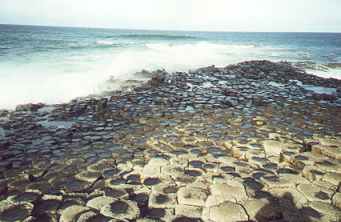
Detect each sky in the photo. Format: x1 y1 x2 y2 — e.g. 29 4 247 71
1 0 341 32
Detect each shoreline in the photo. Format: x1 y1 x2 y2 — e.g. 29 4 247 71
1 60 341 221
2 60 341 112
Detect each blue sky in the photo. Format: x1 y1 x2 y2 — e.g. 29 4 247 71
1 0 341 32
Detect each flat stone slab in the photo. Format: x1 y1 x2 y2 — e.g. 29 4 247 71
149 192 177 208
175 204 202 218
60 205 91 222
322 172 341 186
100 199 140 220
0 200 33 222
262 140 291 157
297 183 332 203
309 201 341 222
202 201 248 222
177 186 208 207
86 196 116 210
243 198 281 221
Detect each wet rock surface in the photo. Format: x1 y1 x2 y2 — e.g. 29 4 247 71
1 60 341 221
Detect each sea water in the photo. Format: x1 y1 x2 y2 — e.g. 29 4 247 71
1 24 341 109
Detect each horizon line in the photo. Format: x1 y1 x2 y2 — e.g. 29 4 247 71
1 22 341 34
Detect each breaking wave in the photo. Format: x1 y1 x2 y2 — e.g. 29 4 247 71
1 41 340 109
117 34 199 40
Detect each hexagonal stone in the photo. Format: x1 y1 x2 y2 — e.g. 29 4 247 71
86 196 116 210
177 186 208 207
263 140 287 157
152 182 178 194
261 174 309 189
75 170 102 183
161 165 185 179
175 204 202 218
297 183 333 203
332 192 341 209
25 181 52 193
145 207 174 221
76 210 110 222
309 201 341 222
302 166 325 182
202 201 248 222
0 200 33 222
269 188 308 208
103 188 128 199
50 176 91 193
322 172 341 186
100 200 139 220
7 192 41 204
60 205 91 222
205 183 248 207
243 198 280 221
34 194 63 214
149 192 177 208
87 159 116 173
143 157 169 178
319 146 341 160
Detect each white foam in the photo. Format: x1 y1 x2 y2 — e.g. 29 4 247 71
306 68 341 80
96 40 115 46
0 41 340 109
302 85 337 95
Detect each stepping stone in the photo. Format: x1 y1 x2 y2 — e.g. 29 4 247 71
261 174 309 188
143 157 169 178
316 145 341 160
269 188 308 208
205 183 248 207
263 140 287 157
76 210 110 222
177 186 208 207
0 200 33 222
322 172 341 186
297 183 333 203
152 182 178 194
86 196 116 210
103 188 128 199
175 204 202 218
302 166 325 181
309 201 341 222
202 201 248 222
243 198 281 221
149 192 177 208
87 159 116 173
7 192 41 204
75 170 102 183
100 200 140 220
60 205 91 222
33 194 62 214
161 165 185 179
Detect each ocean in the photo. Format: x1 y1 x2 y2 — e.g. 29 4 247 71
1 24 341 109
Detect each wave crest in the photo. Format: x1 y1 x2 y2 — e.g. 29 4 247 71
117 34 198 40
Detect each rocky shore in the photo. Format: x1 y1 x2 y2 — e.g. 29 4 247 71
1 60 341 222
